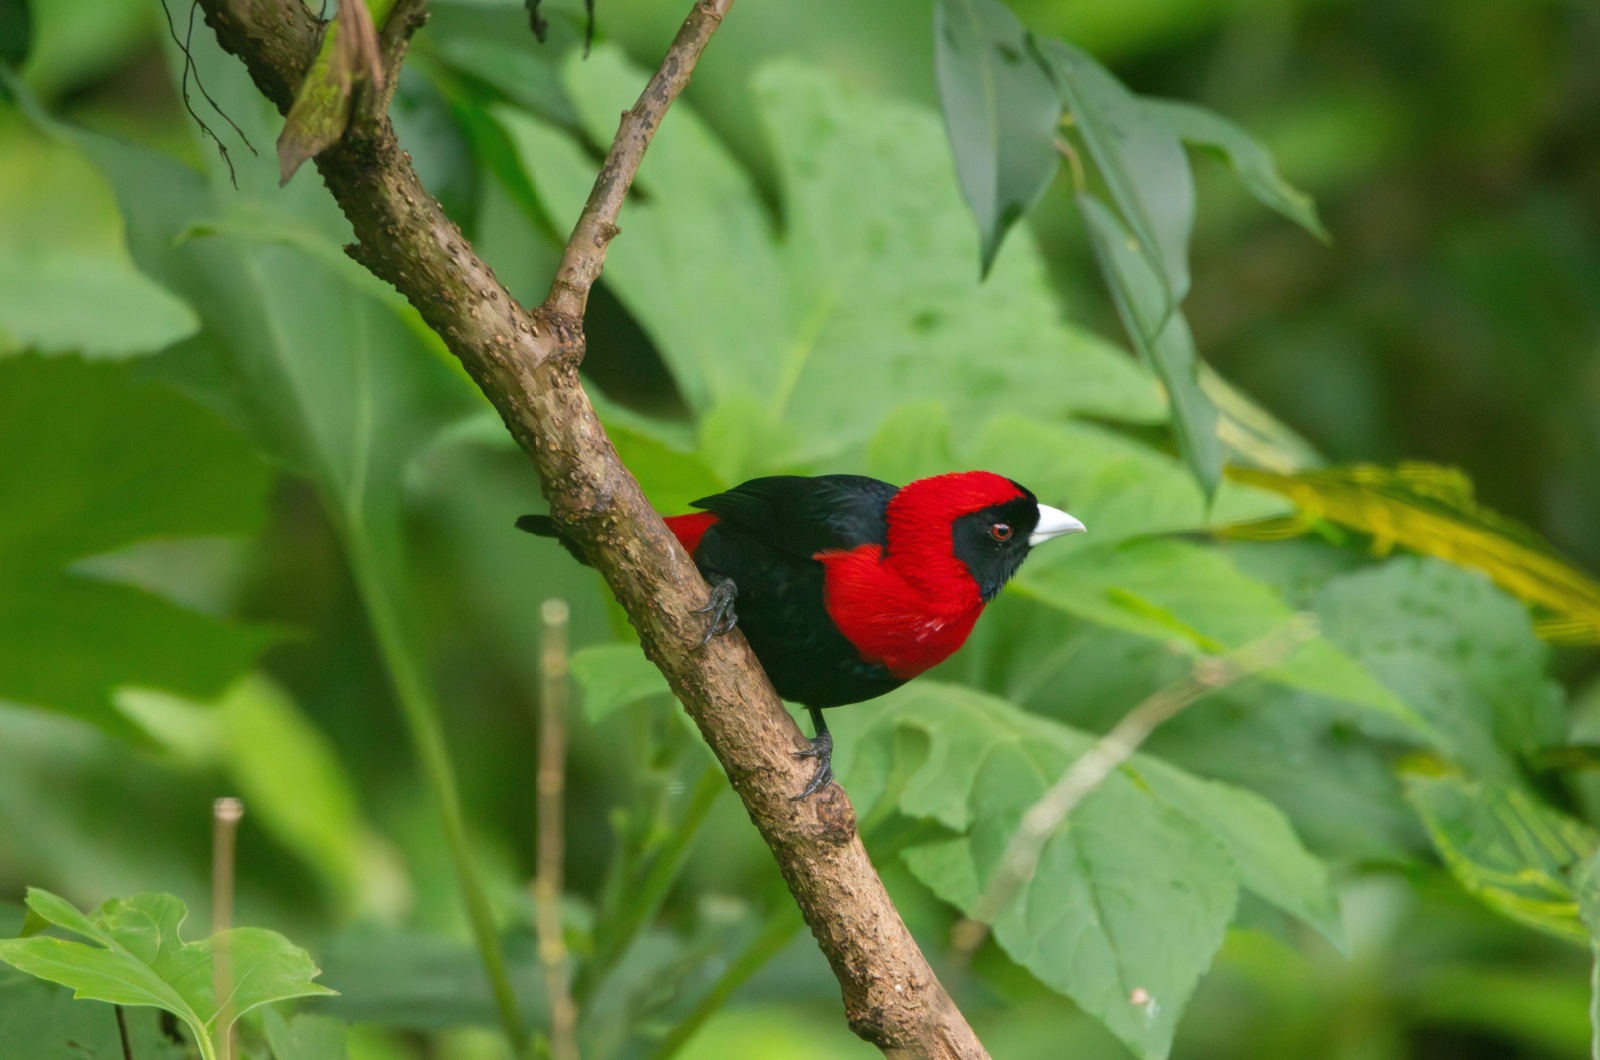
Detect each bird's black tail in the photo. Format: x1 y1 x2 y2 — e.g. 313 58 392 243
515 514 591 565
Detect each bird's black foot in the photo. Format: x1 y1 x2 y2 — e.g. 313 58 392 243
692 578 738 648
790 706 834 800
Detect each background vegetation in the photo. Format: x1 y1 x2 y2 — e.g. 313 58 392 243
2 0 1598 1058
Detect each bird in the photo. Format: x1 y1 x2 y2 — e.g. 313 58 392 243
517 471 1085 799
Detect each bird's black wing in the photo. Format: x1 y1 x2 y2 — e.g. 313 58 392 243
690 475 897 558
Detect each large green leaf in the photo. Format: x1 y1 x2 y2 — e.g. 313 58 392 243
0 355 277 734
1315 557 1566 780
501 50 1164 474
1017 537 1419 728
933 0 1062 273
840 681 1338 1059
1402 767 1596 942
0 890 333 1060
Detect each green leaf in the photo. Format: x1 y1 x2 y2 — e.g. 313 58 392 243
570 643 671 722
0 355 277 734
608 423 726 516
117 675 405 919
0 890 333 1060
866 401 958 486
1402 767 1596 942
0 0 30 69
1041 38 1193 319
1315 557 1566 780
842 681 1336 1059
934 0 1063 273
1078 191 1223 495
1143 98 1328 242
265 1009 349 1060
0 251 197 359
277 0 397 184
0 961 188 1060
1232 462 1600 646
1017 537 1420 729
500 50 1165 466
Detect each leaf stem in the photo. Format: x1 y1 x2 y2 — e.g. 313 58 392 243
343 532 529 1056
211 797 244 1060
647 904 805 1060
584 763 727 999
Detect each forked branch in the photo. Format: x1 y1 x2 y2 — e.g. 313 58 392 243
193 0 987 1054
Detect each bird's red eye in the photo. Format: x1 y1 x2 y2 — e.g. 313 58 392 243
990 522 1012 542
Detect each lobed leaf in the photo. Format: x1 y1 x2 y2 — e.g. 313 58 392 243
0 890 332 1059
841 681 1338 1059
500 49 1165 470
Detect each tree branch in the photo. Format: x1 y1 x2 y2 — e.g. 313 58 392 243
194 1 988 1055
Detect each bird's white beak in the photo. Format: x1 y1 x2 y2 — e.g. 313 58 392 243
1030 505 1087 546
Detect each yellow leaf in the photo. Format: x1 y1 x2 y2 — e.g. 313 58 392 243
1225 463 1600 646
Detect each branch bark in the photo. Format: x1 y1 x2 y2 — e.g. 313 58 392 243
194 1 988 1055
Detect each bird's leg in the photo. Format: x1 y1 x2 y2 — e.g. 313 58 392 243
791 704 834 800
692 577 738 648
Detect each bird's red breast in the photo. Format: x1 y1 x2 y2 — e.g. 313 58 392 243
815 544 983 679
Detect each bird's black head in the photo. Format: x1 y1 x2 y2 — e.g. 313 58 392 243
950 491 1048 601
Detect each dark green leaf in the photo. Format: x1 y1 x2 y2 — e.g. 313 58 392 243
0 963 188 1060
1143 98 1329 242
1041 38 1193 320
0 355 277 734
1315 557 1566 780
934 0 1063 273
0 0 30 69
1078 192 1223 494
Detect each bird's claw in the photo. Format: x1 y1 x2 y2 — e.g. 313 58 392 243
790 727 834 800
693 578 738 649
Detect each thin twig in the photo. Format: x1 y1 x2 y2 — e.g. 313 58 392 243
115 1005 135 1060
545 0 731 318
1054 134 1087 195
211 797 245 1060
535 600 580 1060
950 616 1320 965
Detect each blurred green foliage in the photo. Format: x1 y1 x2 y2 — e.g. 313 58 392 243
1 0 1598 1058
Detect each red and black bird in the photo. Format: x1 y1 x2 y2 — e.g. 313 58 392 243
518 472 1085 798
